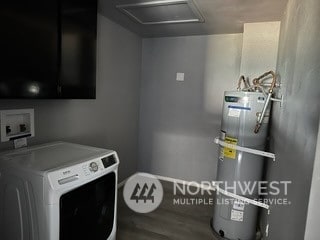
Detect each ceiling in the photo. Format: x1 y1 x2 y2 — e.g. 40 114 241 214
99 0 288 38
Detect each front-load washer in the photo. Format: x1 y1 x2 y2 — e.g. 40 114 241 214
0 141 119 240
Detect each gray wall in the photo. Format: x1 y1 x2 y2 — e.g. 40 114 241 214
305 120 320 239
261 0 320 238
240 22 280 79
138 34 243 182
0 15 142 181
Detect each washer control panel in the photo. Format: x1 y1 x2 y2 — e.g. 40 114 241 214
82 160 104 176
48 152 118 190
89 162 98 172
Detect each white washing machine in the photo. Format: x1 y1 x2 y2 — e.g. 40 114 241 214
0 142 119 240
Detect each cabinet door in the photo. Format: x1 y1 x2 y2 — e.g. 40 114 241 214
60 0 97 99
0 2 59 98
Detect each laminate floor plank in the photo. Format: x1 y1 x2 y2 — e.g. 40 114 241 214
117 180 218 240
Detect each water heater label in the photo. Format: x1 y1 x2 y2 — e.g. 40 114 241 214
223 136 238 159
225 96 239 102
231 210 244 222
233 200 245 211
228 108 241 118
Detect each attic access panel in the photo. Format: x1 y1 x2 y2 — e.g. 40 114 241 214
116 0 204 25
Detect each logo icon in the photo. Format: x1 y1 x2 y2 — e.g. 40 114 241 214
123 173 163 213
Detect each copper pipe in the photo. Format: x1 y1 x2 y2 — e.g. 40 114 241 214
253 71 276 93
253 71 277 134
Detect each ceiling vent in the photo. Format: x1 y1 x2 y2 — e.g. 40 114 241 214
116 0 204 25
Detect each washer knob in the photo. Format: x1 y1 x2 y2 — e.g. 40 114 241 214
89 162 99 172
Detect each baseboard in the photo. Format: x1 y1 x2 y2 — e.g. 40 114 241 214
117 176 130 189
118 172 215 191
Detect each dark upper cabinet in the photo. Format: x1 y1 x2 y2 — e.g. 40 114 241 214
60 0 97 99
0 0 97 99
0 2 59 98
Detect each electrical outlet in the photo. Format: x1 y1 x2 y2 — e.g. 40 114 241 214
176 72 185 81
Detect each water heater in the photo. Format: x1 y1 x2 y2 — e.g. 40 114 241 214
211 90 271 240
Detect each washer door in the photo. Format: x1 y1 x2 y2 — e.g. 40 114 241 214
59 172 115 240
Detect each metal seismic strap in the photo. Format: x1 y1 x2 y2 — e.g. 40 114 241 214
214 185 270 210
214 137 276 161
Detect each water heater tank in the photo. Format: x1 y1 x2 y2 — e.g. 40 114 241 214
212 91 270 240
